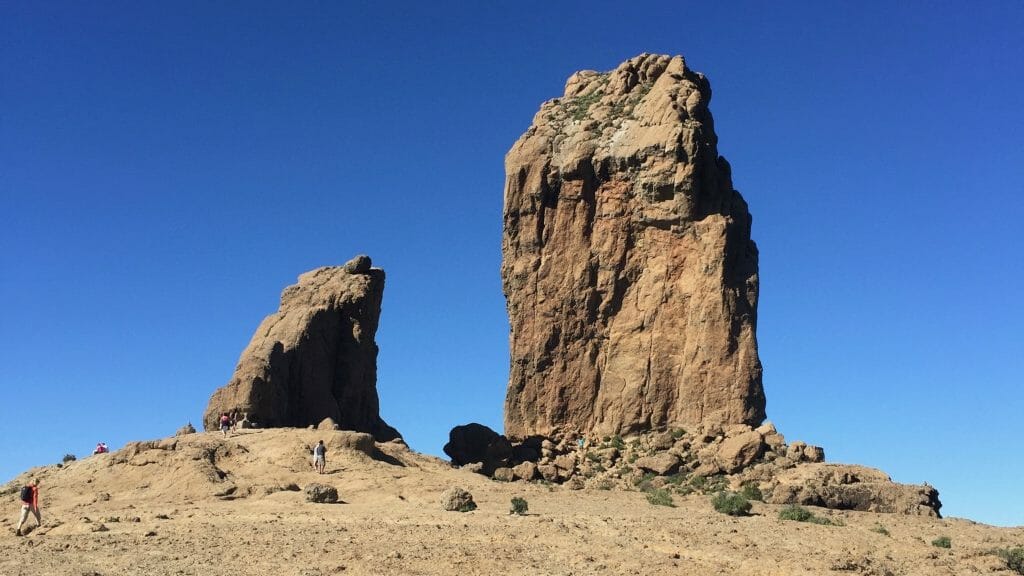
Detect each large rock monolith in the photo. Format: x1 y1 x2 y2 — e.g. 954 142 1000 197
502 54 765 439
203 255 399 440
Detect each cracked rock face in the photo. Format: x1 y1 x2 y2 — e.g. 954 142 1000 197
502 54 765 440
203 256 399 441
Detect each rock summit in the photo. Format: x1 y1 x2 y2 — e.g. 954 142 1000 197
203 255 399 440
502 54 764 439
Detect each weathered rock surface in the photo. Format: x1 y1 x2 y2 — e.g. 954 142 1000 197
635 453 682 476
715 430 765 473
203 256 399 441
304 483 338 504
440 487 476 512
502 53 765 440
766 464 941 517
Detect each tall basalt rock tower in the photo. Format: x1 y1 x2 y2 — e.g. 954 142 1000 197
204 255 399 441
502 54 765 440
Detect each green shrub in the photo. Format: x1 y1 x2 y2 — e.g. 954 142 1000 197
706 475 728 493
871 524 890 536
711 491 752 516
634 472 656 492
689 475 707 490
62 453 76 463
510 497 528 516
996 547 1024 574
610 435 626 450
739 483 763 502
778 504 814 522
670 428 686 439
586 452 601 462
646 489 675 507
932 536 951 549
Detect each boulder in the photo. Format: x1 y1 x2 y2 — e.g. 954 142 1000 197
440 487 476 512
317 417 340 431
803 445 825 463
304 483 338 504
492 467 515 482
175 423 196 436
766 464 941 517
635 453 682 476
503 53 765 440
715 430 765 473
202 256 399 441
553 454 577 473
325 431 375 457
537 464 561 482
512 461 538 481
443 423 512 471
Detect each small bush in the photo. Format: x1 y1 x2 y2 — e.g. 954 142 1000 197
705 475 728 493
996 547 1024 574
689 475 707 490
739 483 763 502
712 491 752 516
779 504 814 522
871 524 890 536
509 497 528 516
932 536 951 549
634 472 656 492
670 428 686 439
609 435 626 451
62 453 77 463
646 489 675 507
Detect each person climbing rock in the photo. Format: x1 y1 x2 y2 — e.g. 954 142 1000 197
220 413 231 436
15 478 41 536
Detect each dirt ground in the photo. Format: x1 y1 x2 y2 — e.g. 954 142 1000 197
2 428 1021 576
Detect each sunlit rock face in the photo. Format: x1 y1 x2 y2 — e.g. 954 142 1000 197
502 54 765 440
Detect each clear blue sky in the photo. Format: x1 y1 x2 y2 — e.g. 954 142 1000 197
2 2 1021 526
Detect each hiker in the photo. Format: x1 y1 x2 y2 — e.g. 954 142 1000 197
229 409 239 430
219 413 231 436
15 479 41 536
93 442 108 455
313 440 327 474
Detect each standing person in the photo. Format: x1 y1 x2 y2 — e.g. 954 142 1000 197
219 413 231 437
15 479 41 536
312 440 327 474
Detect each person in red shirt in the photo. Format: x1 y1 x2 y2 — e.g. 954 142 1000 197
16 478 41 536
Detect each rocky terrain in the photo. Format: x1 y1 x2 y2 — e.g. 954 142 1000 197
5 54 1019 576
203 255 398 441
503 53 764 440
3 428 1021 576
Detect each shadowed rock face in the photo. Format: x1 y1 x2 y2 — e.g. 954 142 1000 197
203 255 399 441
502 54 765 440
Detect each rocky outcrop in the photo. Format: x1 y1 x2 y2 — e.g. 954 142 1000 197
443 423 513 474
502 53 764 440
203 256 399 441
765 464 941 517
